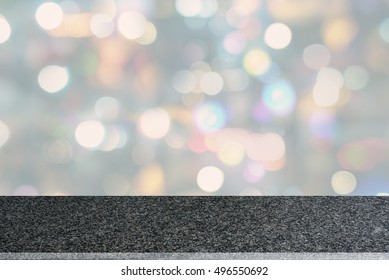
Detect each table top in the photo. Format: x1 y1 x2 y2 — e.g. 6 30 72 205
1 197 389 253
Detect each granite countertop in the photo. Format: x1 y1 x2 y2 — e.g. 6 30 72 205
1 197 389 253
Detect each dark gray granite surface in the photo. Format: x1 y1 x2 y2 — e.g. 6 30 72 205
1 197 389 252
2 253 389 260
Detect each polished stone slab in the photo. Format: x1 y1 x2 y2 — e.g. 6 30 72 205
1 197 389 253
2 253 389 260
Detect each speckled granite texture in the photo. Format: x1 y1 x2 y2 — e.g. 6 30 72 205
1 197 389 252
2 253 389 260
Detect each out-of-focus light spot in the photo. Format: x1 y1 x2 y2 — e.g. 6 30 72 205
183 40 208 64
190 60 211 72
226 5 251 29
309 112 336 139
117 11 146 40
187 132 207 153
243 161 265 183
223 32 246 55
338 143 370 171
246 133 286 162
234 0 261 15
303 44 331 70
99 125 127 151
252 101 272 123
166 134 186 149
38 65 69 93
262 80 296 116
136 21 157 45
379 18 389 44
0 15 11 44
198 0 218 17
95 96 120 121
181 92 205 108
243 49 271 76
262 157 286 171
337 139 386 172
42 139 73 164
313 67 343 107
264 23 292 50
175 0 202 17
241 17 261 40
313 86 339 107
332 170 357 195
173 70 196 94
35 2 64 30
317 67 344 89
267 0 322 23
102 173 130 195
217 140 245 166
190 69 205 93
13 185 39 196
175 0 217 18
204 128 249 153
0 120 10 148
194 102 227 133
131 143 156 165
222 69 249 92
200 71 224 95
48 13 93 38
240 187 262 196
343 65 369 91
75 120 106 149
322 17 357 51
90 14 114 38
137 163 165 195
138 107 170 139
197 166 224 192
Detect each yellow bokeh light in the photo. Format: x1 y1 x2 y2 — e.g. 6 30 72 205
331 170 357 195
136 163 165 195
243 49 271 76
136 21 158 45
48 13 93 38
217 140 245 166
322 17 358 52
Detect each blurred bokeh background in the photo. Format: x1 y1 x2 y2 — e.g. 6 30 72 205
1 0 389 195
